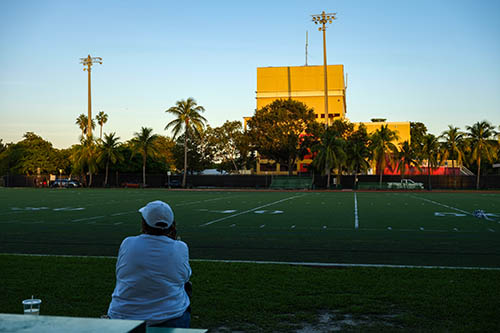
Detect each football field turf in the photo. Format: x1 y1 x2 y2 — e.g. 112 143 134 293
1 188 499 268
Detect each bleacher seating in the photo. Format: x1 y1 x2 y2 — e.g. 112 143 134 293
270 176 313 190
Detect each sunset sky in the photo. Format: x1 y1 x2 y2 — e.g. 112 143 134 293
1 0 499 148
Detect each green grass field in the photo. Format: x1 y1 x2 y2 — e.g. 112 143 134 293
1 188 499 267
1 188 500 331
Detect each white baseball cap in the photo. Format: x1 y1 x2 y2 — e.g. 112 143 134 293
139 200 174 229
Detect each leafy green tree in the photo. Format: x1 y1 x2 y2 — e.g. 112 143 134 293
165 97 207 187
209 120 254 173
12 132 59 175
396 141 420 179
75 114 95 139
370 125 399 186
152 135 177 172
130 127 159 187
233 129 256 173
311 126 346 188
172 128 215 174
96 111 108 140
346 124 371 184
248 99 315 175
421 134 440 190
466 121 497 189
97 132 123 186
0 139 6 154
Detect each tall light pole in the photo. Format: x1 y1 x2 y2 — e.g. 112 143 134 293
312 11 336 128
80 55 102 139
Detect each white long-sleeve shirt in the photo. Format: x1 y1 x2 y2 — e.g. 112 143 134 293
108 234 192 324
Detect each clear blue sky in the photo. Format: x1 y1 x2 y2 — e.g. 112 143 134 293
1 0 499 148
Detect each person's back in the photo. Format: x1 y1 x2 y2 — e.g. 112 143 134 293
107 200 192 327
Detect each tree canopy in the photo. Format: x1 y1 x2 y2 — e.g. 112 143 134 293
248 99 315 175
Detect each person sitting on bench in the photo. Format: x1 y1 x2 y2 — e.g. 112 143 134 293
107 200 192 328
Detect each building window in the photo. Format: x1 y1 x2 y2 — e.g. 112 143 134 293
328 114 333 118
320 114 325 118
333 113 340 117
315 114 318 118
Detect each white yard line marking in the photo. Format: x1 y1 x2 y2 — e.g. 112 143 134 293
71 216 105 222
387 227 392 230
111 211 135 216
488 228 495 232
4 254 499 271
409 195 471 215
354 192 359 229
260 224 266 228
114 222 123 225
175 196 236 207
200 194 308 227
291 225 296 229
420 227 425 231
230 224 236 227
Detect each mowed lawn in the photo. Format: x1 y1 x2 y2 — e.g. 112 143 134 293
0 188 499 267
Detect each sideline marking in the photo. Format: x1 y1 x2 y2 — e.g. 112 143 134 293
354 192 359 229
200 194 307 226
3 253 499 271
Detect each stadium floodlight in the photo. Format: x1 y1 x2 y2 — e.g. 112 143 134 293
80 55 103 139
311 11 336 127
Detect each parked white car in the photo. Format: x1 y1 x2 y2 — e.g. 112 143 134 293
387 179 424 190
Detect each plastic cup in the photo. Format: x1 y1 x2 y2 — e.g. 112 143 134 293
22 299 42 315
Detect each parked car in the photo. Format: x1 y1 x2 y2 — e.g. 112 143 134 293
50 179 81 188
165 179 182 188
387 179 424 190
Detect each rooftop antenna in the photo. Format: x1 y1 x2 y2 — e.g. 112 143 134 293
305 30 308 66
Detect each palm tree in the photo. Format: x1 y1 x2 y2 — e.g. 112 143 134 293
370 125 399 187
165 98 207 188
75 114 95 139
71 135 98 187
97 132 123 186
96 111 108 140
421 134 440 190
466 121 497 189
346 125 371 188
130 127 159 187
75 114 87 138
396 141 420 180
311 127 346 189
440 125 465 179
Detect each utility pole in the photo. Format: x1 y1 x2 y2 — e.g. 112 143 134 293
311 11 336 128
305 30 308 66
80 55 102 139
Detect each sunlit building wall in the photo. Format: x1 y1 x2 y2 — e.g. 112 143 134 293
252 65 412 175
256 65 347 124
